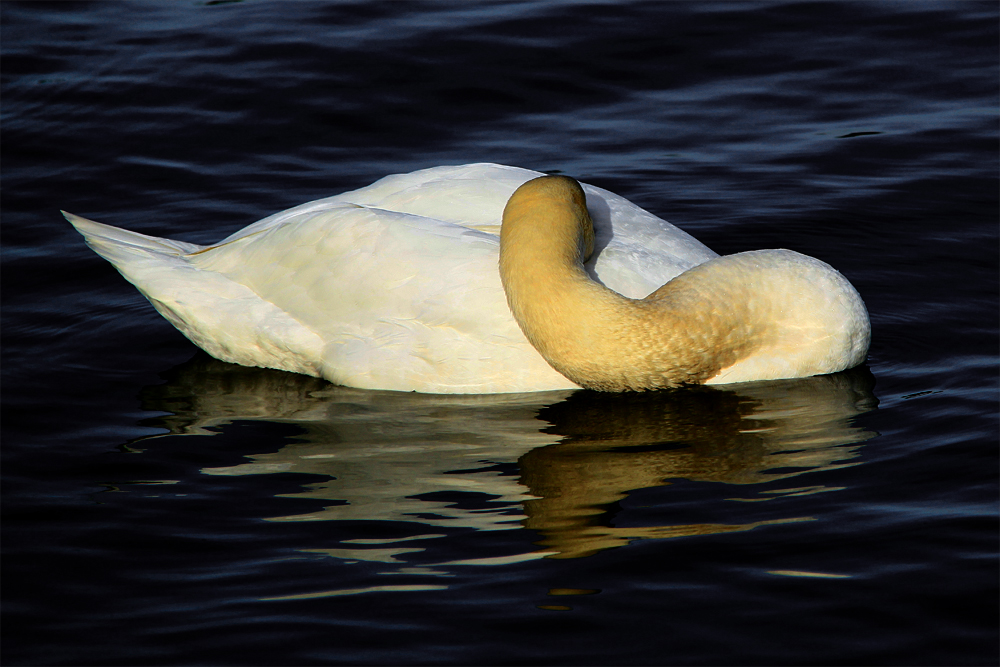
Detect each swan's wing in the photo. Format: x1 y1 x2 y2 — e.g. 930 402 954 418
191 203 576 393
332 163 542 234
215 163 542 244
581 185 719 298
214 163 719 300
333 163 720 297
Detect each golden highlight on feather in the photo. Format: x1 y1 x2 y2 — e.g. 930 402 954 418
500 175 868 391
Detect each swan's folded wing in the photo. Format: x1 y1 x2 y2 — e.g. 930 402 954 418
209 163 719 301
213 163 542 245
580 185 719 298
190 204 576 393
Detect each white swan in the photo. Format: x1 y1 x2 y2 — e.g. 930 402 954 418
66 163 870 393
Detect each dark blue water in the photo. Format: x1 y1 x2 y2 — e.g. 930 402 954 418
3 2 997 664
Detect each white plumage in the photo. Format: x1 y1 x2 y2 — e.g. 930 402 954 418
66 163 868 393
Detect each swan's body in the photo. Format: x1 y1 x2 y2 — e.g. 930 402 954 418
67 163 869 393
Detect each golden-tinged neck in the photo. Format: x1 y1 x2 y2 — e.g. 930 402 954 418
500 175 594 270
500 176 723 391
499 175 870 391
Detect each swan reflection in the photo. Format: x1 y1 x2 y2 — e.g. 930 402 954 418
139 354 878 560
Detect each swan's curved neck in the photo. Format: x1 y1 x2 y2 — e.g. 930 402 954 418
499 175 736 391
500 176 869 390
500 174 868 391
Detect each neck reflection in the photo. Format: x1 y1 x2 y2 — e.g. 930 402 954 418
137 355 877 561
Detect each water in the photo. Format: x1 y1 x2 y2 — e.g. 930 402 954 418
2 1 997 664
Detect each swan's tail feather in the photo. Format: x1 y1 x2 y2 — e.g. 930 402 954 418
63 210 327 379
63 211 203 266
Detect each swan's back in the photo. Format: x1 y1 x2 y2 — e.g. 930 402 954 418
68 163 717 393
216 164 717 297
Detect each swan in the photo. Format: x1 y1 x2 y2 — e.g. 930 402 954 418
66 163 869 393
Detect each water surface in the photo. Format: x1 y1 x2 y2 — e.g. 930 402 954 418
2 2 997 664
